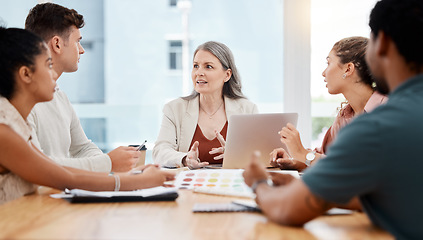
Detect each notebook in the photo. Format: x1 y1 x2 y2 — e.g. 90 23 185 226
223 113 298 169
192 202 260 213
50 187 179 203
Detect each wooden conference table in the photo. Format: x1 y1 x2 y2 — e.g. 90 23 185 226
0 187 393 240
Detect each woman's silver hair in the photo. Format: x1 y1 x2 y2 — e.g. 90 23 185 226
183 41 245 100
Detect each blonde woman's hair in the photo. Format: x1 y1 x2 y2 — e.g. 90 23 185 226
183 41 245 100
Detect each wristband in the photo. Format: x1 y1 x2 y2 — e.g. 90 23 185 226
114 175 121 191
251 178 273 193
109 172 120 191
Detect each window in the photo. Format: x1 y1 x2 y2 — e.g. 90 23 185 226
80 118 107 152
310 0 379 148
169 40 182 70
1 0 286 163
81 41 94 50
54 0 105 104
169 0 178 7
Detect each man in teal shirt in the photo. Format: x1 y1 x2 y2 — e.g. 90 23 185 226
243 0 423 239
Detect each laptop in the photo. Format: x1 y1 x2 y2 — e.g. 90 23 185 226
222 113 298 169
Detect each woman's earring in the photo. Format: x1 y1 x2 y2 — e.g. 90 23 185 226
342 74 346 79
372 82 377 88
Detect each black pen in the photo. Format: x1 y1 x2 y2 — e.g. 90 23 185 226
131 170 143 175
136 140 147 151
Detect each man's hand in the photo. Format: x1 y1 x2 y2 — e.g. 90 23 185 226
243 151 269 187
108 146 140 172
269 172 296 186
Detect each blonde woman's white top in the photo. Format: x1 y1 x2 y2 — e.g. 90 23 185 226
153 96 258 167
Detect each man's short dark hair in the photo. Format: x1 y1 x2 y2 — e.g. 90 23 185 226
369 0 423 71
25 3 84 42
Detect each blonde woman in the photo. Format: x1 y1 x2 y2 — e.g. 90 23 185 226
153 41 258 169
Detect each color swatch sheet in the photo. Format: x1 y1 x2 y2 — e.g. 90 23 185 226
174 169 254 198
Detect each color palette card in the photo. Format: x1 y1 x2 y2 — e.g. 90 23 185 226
174 169 254 198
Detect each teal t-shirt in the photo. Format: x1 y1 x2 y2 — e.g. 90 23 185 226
302 75 423 240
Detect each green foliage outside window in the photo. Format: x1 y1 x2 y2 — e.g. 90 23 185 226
312 117 335 140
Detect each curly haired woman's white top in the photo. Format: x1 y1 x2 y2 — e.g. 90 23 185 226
0 97 37 204
153 96 258 167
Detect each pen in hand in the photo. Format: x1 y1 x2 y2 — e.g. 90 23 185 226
136 140 147 151
131 170 143 175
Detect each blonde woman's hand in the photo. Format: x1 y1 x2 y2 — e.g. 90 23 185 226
209 130 226 160
184 141 209 169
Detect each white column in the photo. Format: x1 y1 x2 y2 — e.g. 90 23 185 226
283 0 312 147
178 0 192 96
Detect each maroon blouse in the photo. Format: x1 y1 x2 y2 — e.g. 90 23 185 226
189 122 228 164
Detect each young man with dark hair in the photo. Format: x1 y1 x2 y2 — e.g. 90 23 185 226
243 0 423 239
25 3 139 172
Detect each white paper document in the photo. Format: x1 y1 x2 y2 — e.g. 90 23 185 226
50 186 177 199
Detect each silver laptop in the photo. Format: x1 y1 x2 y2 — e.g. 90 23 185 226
222 113 298 169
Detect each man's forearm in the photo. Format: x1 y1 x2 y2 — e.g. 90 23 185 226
255 179 333 226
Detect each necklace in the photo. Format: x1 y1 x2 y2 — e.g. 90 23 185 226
200 102 224 119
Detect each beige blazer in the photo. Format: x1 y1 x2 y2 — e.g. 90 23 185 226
153 96 258 167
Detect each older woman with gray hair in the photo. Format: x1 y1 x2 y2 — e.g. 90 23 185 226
153 41 258 169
